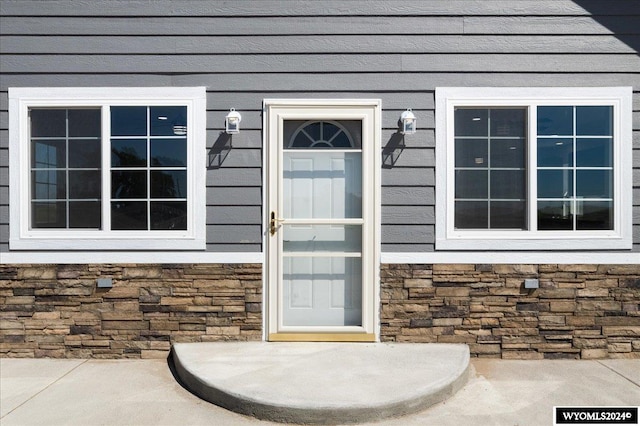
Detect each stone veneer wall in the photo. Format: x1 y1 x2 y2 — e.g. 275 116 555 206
381 264 640 359
0 264 262 358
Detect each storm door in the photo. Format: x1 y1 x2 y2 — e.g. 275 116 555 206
265 100 380 341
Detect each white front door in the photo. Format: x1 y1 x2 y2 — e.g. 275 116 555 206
265 100 381 341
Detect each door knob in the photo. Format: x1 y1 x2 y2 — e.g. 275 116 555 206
270 211 282 236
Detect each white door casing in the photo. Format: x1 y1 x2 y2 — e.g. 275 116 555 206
264 99 381 341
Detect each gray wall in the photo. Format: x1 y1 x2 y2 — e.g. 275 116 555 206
0 0 639 253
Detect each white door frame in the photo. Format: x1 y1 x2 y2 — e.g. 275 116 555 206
263 99 381 341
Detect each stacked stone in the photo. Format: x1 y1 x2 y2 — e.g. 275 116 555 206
380 264 640 359
0 264 262 358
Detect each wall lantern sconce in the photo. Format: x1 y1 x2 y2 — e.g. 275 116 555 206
225 108 242 134
400 109 417 135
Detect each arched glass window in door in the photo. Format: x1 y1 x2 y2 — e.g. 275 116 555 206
287 121 356 149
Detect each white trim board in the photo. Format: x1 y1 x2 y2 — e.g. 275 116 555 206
0 252 264 265
2 251 636 265
381 252 639 265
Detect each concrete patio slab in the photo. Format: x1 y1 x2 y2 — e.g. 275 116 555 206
0 358 85 417
171 342 470 424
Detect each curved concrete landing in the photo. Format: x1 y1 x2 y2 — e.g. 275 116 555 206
171 342 470 424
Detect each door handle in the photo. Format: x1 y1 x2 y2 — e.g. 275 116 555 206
270 211 282 236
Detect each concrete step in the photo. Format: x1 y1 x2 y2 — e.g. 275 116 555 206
171 342 470 424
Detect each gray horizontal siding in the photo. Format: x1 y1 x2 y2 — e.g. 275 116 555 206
2 16 639 36
5 54 640 73
3 35 638 54
1 0 636 16
0 0 638 254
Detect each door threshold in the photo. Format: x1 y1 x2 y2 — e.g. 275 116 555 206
268 333 376 342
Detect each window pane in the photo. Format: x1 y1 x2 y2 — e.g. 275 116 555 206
30 109 66 137
285 120 360 149
68 109 101 137
490 201 526 229
576 106 612 136
111 201 147 230
111 171 147 199
283 152 362 219
455 201 487 229
490 139 525 168
490 170 525 199
150 171 187 198
455 170 487 199
283 225 362 252
576 201 612 230
576 170 612 198
32 170 66 199
150 138 186 166
490 109 526 137
576 138 612 167
32 140 66 168
150 106 187 136
454 109 488 136
32 201 66 228
111 139 147 167
537 138 573 167
538 201 573 230
111 106 147 136
69 139 101 168
69 170 101 199
538 170 573 198
537 106 573 136
150 201 187 230
69 201 101 228
455 138 487 168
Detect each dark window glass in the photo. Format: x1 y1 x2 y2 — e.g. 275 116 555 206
576 138 612 167
455 170 488 199
576 170 612 199
490 139 525 168
537 106 573 136
538 201 573 230
30 108 101 230
150 201 187 230
490 109 526 137
490 170 524 199
537 138 573 167
68 109 101 137
69 201 101 228
69 171 101 199
150 106 187 136
454 109 488 136
111 171 147 199
111 139 147 167
150 138 186 166
32 201 66 228
455 201 487 228
576 201 612 230
490 201 526 229
111 201 147 230
285 120 359 149
151 171 187 198
576 106 612 136
455 139 487 168
32 170 66 199
538 170 573 199
111 106 147 136
32 140 66 168
69 139 101 168
30 109 66 137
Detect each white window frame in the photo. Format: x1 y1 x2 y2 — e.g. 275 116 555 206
9 87 207 250
435 87 633 251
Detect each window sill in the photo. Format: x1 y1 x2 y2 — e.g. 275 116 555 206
436 234 632 251
9 237 206 251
